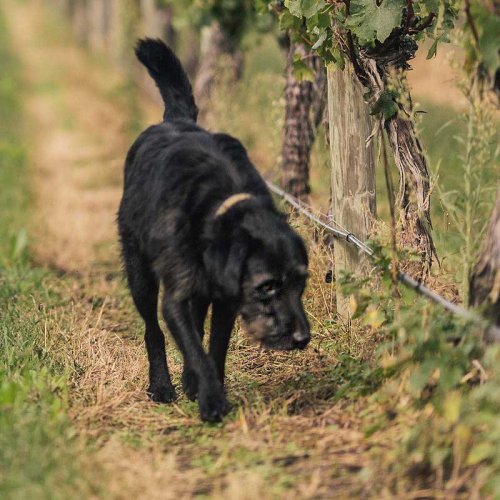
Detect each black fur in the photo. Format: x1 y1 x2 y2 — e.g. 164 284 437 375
118 39 310 422
135 38 198 121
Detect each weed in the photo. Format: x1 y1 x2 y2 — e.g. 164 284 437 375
437 77 498 303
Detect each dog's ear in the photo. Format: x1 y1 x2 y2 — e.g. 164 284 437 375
204 233 249 299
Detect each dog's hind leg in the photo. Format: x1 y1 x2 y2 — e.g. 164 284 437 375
162 295 229 422
122 239 176 403
182 296 209 401
209 301 237 384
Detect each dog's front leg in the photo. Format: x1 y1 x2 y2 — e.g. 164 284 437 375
162 296 229 422
209 300 238 384
182 297 209 401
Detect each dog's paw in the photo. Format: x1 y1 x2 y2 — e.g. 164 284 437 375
198 388 230 423
182 368 198 401
147 383 177 404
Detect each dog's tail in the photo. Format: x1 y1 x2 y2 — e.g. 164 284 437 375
135 38 198 122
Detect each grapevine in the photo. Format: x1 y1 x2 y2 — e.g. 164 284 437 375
260 0 465 271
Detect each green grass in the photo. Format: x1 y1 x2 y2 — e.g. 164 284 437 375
0 9 94 499
0 13 28 265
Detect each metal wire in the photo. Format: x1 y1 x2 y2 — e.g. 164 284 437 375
266 181 500 343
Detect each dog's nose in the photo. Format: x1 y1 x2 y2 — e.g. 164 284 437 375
292 329 310 349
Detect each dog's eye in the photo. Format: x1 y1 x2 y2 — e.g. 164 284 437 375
256 279 279 300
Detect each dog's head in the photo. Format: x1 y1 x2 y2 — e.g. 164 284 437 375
205 203 310 351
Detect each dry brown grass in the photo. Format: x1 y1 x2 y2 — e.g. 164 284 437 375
36 254 376 498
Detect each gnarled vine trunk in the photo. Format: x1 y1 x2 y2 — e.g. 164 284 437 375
360 55 436 275
386 113 435 266
470 190 500 325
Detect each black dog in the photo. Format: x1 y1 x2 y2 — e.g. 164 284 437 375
118 39 310 422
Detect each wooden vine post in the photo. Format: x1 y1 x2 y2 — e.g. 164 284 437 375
327 63 376 318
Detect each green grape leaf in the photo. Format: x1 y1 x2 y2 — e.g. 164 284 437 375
329 46 346 69
285 0 326 19
306 9 331 33
346 0 405 44
311 30 328 50
370 89 399 120
301 0 326 18
417 0 439 14
285 0 303 18
279 10 303 31
426 35 443 59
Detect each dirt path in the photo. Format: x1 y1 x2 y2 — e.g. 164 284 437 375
6 3 399 498
11 2 128 272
